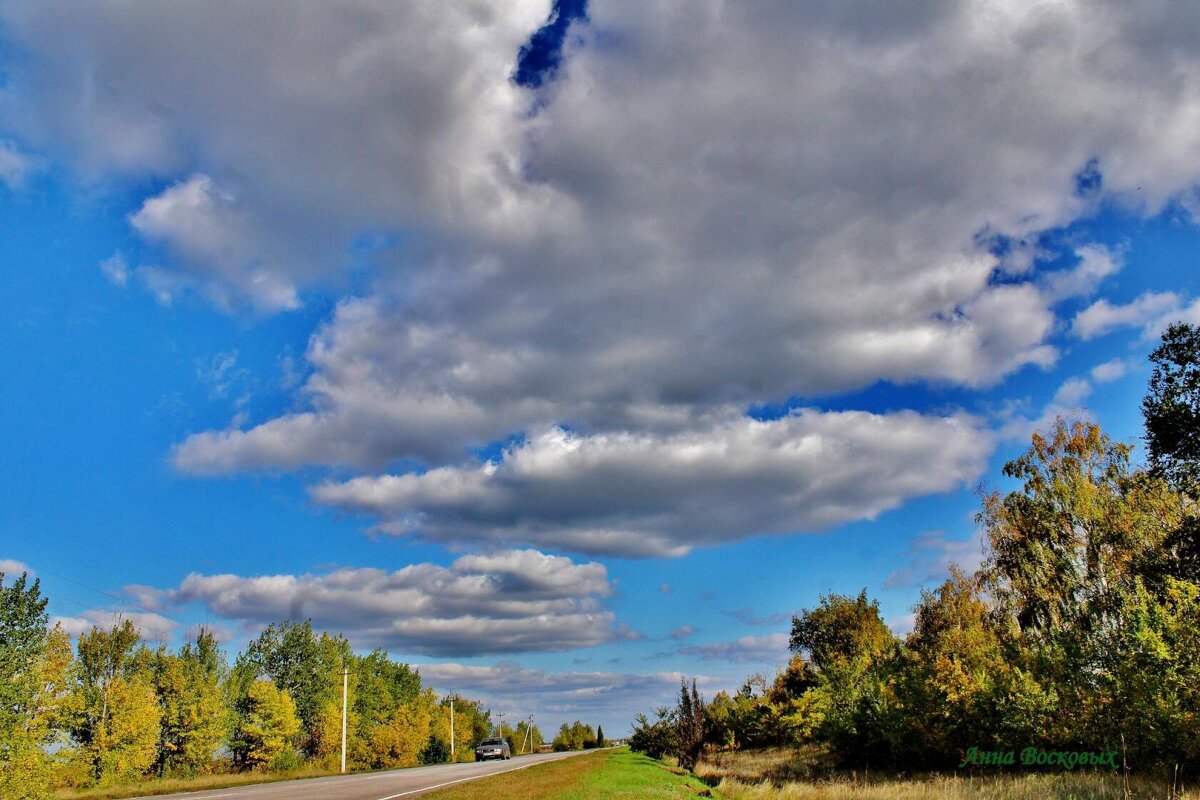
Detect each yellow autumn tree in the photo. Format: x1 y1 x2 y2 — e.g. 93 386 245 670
232 680 300 771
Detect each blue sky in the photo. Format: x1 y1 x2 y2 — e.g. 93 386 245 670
2 0 1199 734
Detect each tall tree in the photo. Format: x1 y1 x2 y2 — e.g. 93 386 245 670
67 621 162 785
231 680 301 771
234 620 351 758
0 572 70 800
675 679 706 771
1143 322 1200 495
151 628 228 777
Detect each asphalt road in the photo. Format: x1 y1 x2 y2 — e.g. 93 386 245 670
129 750 599 800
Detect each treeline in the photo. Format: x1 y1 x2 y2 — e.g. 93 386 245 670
633 323 1200 775
551 721 604 751
0 606 504 799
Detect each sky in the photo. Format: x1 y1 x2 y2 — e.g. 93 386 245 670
1 0 1199 737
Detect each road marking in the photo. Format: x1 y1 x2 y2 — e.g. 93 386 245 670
372 754 573 800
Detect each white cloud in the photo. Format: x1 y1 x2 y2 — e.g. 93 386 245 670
1071 291 1187 340
140 549 621 657
7 1 1200 554
309 410 992 557
669 626 696 641
678 633 791 664
884 529 986 589
1041 244 1122 301
129 175 299 310
51 609 179 641
0 559 33 577
1090 358 1129 383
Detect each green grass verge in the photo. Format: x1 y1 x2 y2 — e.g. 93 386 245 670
423 748 717 800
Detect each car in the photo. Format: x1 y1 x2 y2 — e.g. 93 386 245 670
474 737 512 761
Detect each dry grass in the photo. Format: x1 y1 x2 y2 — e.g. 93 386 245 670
699 749 1193 800
53 767 337 800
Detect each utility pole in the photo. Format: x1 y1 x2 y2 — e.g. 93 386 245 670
449 695 455 761
340 667 349 774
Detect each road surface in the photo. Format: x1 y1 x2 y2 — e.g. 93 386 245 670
129 750 598 800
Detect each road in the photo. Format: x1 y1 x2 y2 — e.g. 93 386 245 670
129 750 599 800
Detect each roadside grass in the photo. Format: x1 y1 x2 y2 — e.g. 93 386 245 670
699 748 1194 800
424 748 716 800
715 774 1191 800
52 767 337 800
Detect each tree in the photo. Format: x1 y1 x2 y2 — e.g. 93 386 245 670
513 718 544 753
789 592 898 766
231 680 301 771
790 590 893 671
1143 322 1200 494
151 629 227 777
234 621 351 759
595 724 605 748
1 573 71 800
629 706 676 760
67 621 162 785
675 678 706 771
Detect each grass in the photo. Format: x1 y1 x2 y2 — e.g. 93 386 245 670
698 748 1194 800
53 767 337 800
423 748 717 800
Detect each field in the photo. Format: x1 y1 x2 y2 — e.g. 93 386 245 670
695 748 1193 800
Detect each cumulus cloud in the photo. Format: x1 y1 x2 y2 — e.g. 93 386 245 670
138 549 621 657
677 633 791 664
884 529 986 589
309 410 992 557
8 1 1200 555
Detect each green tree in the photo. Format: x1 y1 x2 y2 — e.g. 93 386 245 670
67 621 162 785
675 679 706 771
151 628 227 777
789 591 898 766
595 724 605 748
628 706 676 759
234 620 351 759
1143 322 1200 494
0 573 71 800
231 680 301 771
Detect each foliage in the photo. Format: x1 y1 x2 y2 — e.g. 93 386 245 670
233 620 350 758
552 720 596 751
0 573 70 800
1143 321 1200 495
676 678 706 771
231 679 300 771
150 628 227 777
629 706 677 760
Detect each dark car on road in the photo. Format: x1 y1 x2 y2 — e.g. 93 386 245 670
474 737 512 761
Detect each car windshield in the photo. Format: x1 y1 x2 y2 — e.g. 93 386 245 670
481 739 502 745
